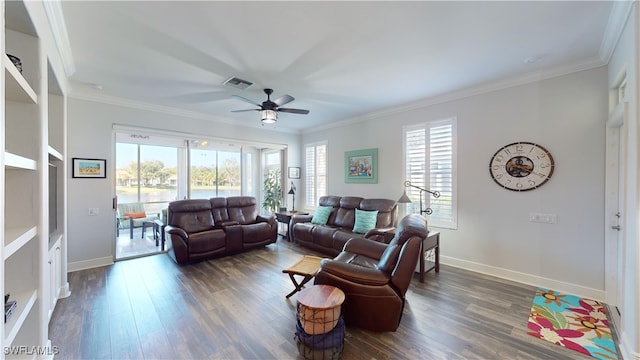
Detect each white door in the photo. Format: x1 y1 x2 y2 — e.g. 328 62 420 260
605 101 626 326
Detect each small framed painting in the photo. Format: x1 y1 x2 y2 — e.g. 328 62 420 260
72 158 107 178
345 148 378 184
288 167 301 179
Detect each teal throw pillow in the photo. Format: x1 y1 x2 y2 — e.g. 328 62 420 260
311 206 333 225
353 209 379 234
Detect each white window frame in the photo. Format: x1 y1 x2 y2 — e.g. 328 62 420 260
260 148 284 213
304 141 328 209
403 117 457 229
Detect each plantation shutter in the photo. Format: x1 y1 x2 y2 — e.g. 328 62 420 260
404 119 457 229
305 142 327 208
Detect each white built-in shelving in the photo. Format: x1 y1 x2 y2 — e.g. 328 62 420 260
5 54 37 103
2 0 68 355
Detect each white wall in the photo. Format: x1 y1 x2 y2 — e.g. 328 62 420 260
66 98 301 270
607 4 639 359
303 67 608 299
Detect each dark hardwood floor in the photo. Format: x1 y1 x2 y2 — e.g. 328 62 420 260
49 238 616 359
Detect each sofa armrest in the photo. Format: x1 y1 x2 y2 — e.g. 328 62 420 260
318 259 390 286
165 225 188 240
115 214 133 222
364 227 396 244
256 214 276 226
343 237 389 260
291 213 313 226
165 225 189 264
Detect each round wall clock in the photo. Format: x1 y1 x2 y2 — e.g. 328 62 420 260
489 142 554 191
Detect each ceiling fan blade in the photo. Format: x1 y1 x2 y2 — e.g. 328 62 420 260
231 109 260 113
231 95 261 107
278 108 310 115
273 94 295 106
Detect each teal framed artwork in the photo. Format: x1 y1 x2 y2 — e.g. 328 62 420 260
345 148 378 184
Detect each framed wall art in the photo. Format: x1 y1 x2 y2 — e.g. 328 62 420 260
345 148 378 184
288 166 301 179
72 158 107 178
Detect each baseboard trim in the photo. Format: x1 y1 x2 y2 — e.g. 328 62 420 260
43 339 55 360
60 282 71 298
618 329 639 360
68 256 114 272
441 255 605 301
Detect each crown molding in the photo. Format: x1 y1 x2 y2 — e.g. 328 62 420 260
303 57 607 135
43 0 76 76
304 1 628 136
68 90 301 135
598 1 634 64
71 53 605 138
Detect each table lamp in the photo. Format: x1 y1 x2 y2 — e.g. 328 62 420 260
288 182 296 212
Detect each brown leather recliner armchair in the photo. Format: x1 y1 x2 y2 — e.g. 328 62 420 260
166 199 226 264
314 213 428 332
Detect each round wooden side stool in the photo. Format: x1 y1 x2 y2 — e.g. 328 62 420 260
295 284 346 359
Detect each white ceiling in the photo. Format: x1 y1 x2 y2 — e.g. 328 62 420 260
59 1 616 133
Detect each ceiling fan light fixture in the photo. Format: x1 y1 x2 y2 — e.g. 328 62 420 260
261 109 278 125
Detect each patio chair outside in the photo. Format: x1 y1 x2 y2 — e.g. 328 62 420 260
117 202 160 239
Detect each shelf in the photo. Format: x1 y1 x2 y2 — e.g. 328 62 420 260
48 146 63 161
4 152 37 170
4 226 37 260
3 0 66 354
3 289 37 346
4 55 37 104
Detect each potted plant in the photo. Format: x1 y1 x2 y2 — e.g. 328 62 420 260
262 168 282 214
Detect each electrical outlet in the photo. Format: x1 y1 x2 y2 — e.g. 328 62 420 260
529 212 557 224
88 208 99 216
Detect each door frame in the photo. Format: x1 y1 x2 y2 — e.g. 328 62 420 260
604 99 627 326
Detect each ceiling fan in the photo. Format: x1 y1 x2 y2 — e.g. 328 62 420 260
231 88 310 124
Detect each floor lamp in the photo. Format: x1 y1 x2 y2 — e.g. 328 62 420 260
288 182 296 212
398 181 440 216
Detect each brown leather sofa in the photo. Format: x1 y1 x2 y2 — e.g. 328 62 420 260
290 196 397 256
165 196 277 264
314 213 427 331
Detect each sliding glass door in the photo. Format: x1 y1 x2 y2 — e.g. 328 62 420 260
115 133 186 260
189 145 241 199
116 143 179 214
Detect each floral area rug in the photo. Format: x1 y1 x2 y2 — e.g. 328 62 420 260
527 288 618 360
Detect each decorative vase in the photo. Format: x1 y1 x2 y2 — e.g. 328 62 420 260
6 54 22 73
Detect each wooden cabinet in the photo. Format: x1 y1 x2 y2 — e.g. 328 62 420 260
1 0 68 354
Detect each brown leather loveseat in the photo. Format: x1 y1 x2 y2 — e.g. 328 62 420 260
314 213 427 331
165 196 277 264
290 195 397 256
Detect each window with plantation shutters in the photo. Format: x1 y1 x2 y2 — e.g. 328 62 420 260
304 141 327 209
403 118 457 229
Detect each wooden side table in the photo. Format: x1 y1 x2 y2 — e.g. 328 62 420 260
275 211 308 240
283 256 324 298
419 231 440 283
